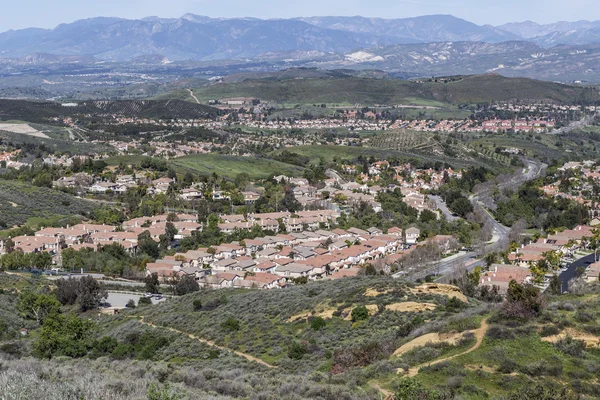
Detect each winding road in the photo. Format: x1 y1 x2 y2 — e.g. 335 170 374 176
395 159 546 281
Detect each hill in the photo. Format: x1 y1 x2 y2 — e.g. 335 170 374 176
0 99 219 122
2 275 599 399
181 73 590 106
0 179 97 229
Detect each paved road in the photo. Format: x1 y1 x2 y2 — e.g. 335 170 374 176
394 159 546 282
429 195 459 222
558 253 595 292
106 292 166 308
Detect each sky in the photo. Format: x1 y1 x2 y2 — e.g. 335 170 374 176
1 0 600 31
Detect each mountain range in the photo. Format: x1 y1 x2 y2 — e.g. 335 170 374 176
3 14 600 83
3 14 600 62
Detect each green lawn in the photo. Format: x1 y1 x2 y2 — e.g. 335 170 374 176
170 154 305 180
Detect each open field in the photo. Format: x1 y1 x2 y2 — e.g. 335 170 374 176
170 154 305 180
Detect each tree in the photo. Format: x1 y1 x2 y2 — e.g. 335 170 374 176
450 197 474 217
31 252 52 270
165 222 178 243
17 292 61 325
126 299 136 308
500 280 545 320
76 276 108 312
138 231 160 259
33 313 94 359
351 306 369 322
145 272 160 294
55 278 80 305
310 316 326 331
174 276 200 296
548 274 562 295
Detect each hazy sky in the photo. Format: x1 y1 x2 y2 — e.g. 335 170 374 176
1 0 599 30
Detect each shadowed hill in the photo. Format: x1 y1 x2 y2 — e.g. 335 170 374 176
174 73 592 105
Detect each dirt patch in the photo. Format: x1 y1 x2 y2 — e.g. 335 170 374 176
410 283 468 303
393 332 465 357
385 302 437 312
0 123 49 138
364 288 393 297
288 306 339 322
9 202 17 208
541 328 600 347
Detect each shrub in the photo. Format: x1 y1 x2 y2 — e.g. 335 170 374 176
554 336 586 357
288 341 308 360
497 358 518 374
486 325 516 340
444 297 468 313
221 318 240 332
574 310 595 323
193 299 202 311
138 297 152 306
310 316 326 331
351 306 369 322
540 325 560 337
126 299 136 309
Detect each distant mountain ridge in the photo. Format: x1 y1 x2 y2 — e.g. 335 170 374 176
0 14 522 61
3 14 600 83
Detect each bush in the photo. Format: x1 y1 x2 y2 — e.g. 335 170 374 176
351 306 369 322
497 358 518 374
221 317 240 332
193 299 202 311
540 325 560 337
445 297 468 313
486 325 516 340
288 341 308 360
310 316 326 331
126 299 136 309
554 336 586 357
138 297 152 306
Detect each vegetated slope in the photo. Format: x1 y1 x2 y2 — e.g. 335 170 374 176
185 74 588 105
129 278 473 372
189 77 429 105
0 130 110 155
423 74 588 103
0 179 97 228
170 154 305 180
0 99 219 121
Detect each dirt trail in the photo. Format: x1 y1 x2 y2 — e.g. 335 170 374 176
404 317 489 377
135 316 276 369
187 89 201 104
369 381 395 400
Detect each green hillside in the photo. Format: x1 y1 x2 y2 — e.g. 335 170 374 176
2 275 598 399
162 73 592 106
170 154 306 180
0 179 97 229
